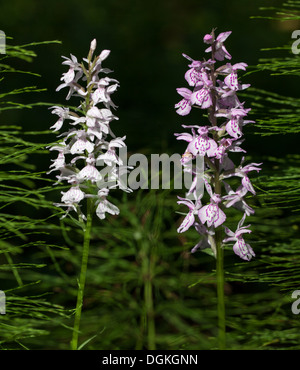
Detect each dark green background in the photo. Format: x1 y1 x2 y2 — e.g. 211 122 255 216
1 0 298 158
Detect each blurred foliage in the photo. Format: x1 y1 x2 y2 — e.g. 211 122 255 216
0 0 300 351
0 40 68 348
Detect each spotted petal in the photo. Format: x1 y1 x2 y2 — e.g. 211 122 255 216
233 238 255 261
224 72 238 90
96 199 120 220
61 186 85 204
191 88 212 108
225 118 242 138
185 68 202 87
177 211 195 233
242 176 256 195
214 207 226 227
175 98 192 116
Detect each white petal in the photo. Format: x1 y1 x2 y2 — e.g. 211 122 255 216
99 49 110 61
213 207 226 227
61 187 85 204
78 165 101 182
177 211 195 233
96 199 119 219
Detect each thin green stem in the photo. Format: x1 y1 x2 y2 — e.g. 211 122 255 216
145 253 156 350
70 198 93 350
216 229 226 349
4 251 23 287
70 43 96 351
214 160 226 349
209 28 226 350
46 245 69 281
139 241 156 350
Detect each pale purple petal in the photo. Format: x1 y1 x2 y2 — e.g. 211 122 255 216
217 31 232 43
174 132 194 143
206 138 218 157
242 176 256 195
237 212 247 229
176 87 192 99
213 207 226 227
175 98 192 116
224 72 238 90
177 211 195 233
225 118 242 139
177 196 195 210
233 239 255 261
203 34 213 44
198 204 217 227
191 88 207 106
185 68 202 86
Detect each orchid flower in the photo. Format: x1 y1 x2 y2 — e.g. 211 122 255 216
204 31 232 61
223 213 255 261
174 30 261 351
175 87 193 116
198 194 226 228
222 182 255 216
190 72 213 109
49 39 131 221
49 40 134 351
174 29 261 262
177 194 202 233
198 180 226 228
191 222 215 254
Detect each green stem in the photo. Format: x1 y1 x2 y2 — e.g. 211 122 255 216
145 253 156 350
70 198 93 350
209 27 226 350
139 241 156 350
5 251 23 287
214 160 226 349
216 229 226 349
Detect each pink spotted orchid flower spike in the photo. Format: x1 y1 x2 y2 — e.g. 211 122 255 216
175 29 262 349
48 39 131 350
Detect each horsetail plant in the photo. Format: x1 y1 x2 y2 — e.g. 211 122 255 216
48 39 132 350
175 29 262 349
0 38 68 348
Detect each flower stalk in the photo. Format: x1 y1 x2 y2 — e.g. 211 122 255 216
174 29 262 349
70 198 93 350
216 228 225 349
211 30 226 350
144 253 156 350
48 39 132 349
